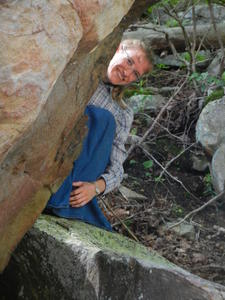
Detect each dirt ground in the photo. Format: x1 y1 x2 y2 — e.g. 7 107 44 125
101 69 225 286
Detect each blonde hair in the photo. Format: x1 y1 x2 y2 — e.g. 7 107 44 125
120 39 154 66
111 39 153 108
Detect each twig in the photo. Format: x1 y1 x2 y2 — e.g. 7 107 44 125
158 142 196 180
140 145 199 201
100 196 139 242
136 112 186 142
168 191 225 229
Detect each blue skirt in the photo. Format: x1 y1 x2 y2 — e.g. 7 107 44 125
46 105 116 231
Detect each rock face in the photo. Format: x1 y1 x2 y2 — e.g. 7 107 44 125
212 144 225 193
196 97 225 155
0 0 157 272
196 97 225 194
1 215 225 300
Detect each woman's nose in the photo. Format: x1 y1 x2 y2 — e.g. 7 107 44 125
124 67 134 78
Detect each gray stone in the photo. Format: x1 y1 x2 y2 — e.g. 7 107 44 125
126 134 142 146
196 97 225 155
179 4 225 25
207 50 225 77
119 185 147 201
194 5 225 24
212 144 225 193
127 94 166 114
1 215 225 300
163 222 196 240
191 154 209 172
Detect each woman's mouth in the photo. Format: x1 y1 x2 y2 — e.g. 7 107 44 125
117 68 124 81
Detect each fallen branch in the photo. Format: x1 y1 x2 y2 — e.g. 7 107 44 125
168 191 225 229
100 196 139 242
125 22 225 51
158 142 196 180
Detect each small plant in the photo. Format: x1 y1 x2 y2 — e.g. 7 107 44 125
143 160 154 178
156 63 170 70
166 18 179 27
189 72 224 93
143 160 153 169
171 204 184 217
203 173 215 196
129 159 137 165
145 172 152 178
130 127 137 135
154 176 165 183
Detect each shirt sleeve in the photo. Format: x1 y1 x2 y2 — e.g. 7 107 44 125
101 106 133 194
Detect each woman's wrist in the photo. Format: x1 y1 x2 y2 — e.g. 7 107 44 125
94 179 106 195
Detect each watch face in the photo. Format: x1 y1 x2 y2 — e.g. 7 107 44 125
96 187 101 195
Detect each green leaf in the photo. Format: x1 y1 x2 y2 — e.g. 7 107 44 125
130 127 137 135
129 159 137 165
222 71 225 82
143 160 153 169
145 172 151 177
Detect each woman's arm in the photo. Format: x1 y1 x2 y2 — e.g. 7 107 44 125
100 106 134 194
69 105 133 207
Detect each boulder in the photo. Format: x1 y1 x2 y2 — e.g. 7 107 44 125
0 215 225 300
0 0 157 272
196 97 225 155
127 94 166 114
212 144 225 193
207 50 225 77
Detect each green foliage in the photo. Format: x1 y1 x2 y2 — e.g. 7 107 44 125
189 72 224 93
143 160 154 169
196 53 207 62
203 173 215 196
205 88 224 105
165 18 179 27
145 172 152 177
171 204 184 217
130 127 137 135
129 159 137 165
156 63 170 70
222 71 225 82
182 52 207 63
124 79 154 98
154 176 165 183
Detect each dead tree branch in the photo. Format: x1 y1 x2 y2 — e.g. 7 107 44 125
168 191 225 229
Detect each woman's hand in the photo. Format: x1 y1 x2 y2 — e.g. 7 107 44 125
69 181 96 208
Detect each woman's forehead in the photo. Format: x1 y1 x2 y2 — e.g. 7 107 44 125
127 48 150 71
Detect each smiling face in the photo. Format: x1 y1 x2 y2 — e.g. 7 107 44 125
107 43 152 86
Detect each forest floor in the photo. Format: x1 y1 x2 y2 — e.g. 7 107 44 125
101 69 225 286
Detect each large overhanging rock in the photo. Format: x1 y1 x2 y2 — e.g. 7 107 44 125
0 215 224 300
0 0 159 272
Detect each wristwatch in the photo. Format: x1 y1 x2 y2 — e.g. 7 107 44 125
94 181 101 195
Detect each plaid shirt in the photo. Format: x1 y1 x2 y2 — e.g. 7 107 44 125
88 82 133 194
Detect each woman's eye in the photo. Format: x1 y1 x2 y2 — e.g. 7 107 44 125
127 58 133 66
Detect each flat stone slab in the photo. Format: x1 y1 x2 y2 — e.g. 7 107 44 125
119 185 148 201
0 215 225 300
